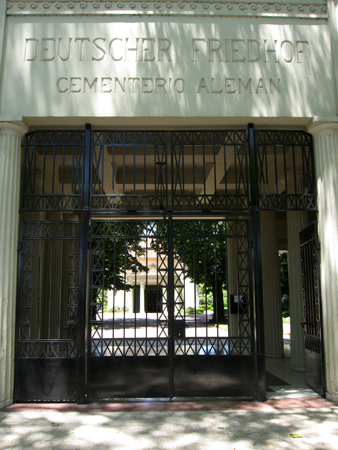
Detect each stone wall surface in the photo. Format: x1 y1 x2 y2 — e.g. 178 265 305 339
0 0 335 119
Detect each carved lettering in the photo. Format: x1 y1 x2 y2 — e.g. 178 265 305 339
296 41 309 63
208 39 223 62
191 38 309 64
225 78 237 93
247 40 260 63
92 38 106 61
56 77 185 94
24 38 39 61
84 77 98 93
192 38 206 62
239 78 253 93
74 38 90 61
197 78 209 93
281 40 293 63
114 77 126 93
41 38 55 62
264 40 279 64
58 38 72 62
24 36 310 66
197 77 281 94
158 38 172 62
141 38 155 62
232 39 246 63
109 38 123 61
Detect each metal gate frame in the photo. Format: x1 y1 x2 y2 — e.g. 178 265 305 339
300 221 325 396
15 125 317 403
87 217 255 400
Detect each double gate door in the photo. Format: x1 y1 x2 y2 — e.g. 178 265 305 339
15 126 317 402
15 216 256 402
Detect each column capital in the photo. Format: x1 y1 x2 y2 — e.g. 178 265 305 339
0 120 28 138
307 117 338 136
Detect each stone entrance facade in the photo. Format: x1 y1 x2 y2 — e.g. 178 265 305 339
1 0 338 405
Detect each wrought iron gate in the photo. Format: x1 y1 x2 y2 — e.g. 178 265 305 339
300 222 325 396
87 218 254 399
15 127 317 402
15 221 81 402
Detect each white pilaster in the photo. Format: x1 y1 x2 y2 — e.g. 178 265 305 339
260 211 284 358
0 122 27 407
287 211 308 371
308 119 338 402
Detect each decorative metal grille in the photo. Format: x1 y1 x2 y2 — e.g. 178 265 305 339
300 222 322 353
21 128 316 214
255 130 316 210
172 219 253 356
91 130 249 213
16 221 80 358
89 218 253 358
21 131 85 211
89 220 169 357
171 130 249 212
91 131 168 212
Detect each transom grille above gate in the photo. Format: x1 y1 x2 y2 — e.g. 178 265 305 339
21 128 317 214
21 129 316 214
91 130 249 213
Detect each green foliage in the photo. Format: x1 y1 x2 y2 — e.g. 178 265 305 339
279 252 290 318
185 306 205 315
199 283 228 309
101 222 149 292
107 306 129 313
153 221 228 322
279 252 289 297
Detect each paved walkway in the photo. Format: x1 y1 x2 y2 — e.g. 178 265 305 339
1 397 338 450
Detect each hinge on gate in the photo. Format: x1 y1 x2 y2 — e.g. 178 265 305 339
248 240 253 249
88 241 91 250
18 243 23 252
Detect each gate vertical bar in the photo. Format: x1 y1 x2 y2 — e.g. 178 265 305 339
77 124 91 403
248 124 266 401
168 216 175 398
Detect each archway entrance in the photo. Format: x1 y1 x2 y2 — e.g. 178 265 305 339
14 127 317 403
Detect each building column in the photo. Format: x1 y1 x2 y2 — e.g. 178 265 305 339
140 282 145 313
287 211 308 371
0 122 27 408
260 211 284 358
308 119 338 402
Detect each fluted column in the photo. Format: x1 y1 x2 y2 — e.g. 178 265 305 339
287 211 308 371
260 211 284 357
0 122 28 407
308 120 338 402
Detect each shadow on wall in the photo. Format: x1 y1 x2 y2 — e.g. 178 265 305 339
1 16 335 118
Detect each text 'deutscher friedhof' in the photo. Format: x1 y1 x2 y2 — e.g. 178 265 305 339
23 36 310 96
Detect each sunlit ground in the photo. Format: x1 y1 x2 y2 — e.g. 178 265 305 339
95 311 228 338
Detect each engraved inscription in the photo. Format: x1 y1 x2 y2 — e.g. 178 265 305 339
24 37 173 62
22 35 311 96
192 38 309 64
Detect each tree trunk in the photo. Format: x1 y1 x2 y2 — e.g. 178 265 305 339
213 281 225 323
